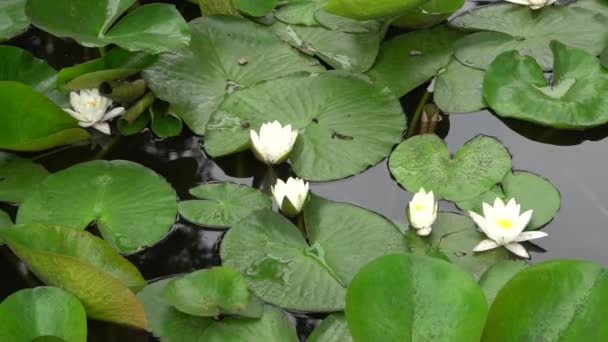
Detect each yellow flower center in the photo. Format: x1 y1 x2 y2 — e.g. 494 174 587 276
495 218 513 229
414 203 425 211
85 100 98 107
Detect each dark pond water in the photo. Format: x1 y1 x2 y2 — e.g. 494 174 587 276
1 0 607 341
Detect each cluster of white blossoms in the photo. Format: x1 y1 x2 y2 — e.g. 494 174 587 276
64 89 124 135
505 0 557 10
408 189 547 259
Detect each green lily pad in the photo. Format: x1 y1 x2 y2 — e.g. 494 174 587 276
366 26 467 97
26 1 190 53
272 21 382 73
484 41 608 129
392 0 465 29
325 0 428 20
179 182 272 229
408 213 509 279
345 254 488 341
234 0 278 16
308 313 353 342
482 260 608 341
164 266 262 318
142 15 322 135
456 171 561 230
478 260 528 305
206 72 405 181
0 287 87 342
450 3 608 70
138 278 298 342
434 58 486 113
275 0 326 26
389 134 512 202
0 152 49 204
0 0 29 42
314 9 380 33
0 225 147 329
117 110 150 136
17 160 177 253
220 195 407 311
0 81 90 151
602 47 608 68
199 0 240 15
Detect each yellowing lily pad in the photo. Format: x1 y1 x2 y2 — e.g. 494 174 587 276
17 160 177 253
0 152 49 204
484 41 608 129
205 72 405 181
389 134 512 202
220 195 407 311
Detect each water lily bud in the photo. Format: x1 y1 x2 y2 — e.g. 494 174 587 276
505 0 557 10
469 197 547 259
272 177 309 217
250 121 298 165
408 188 438 235
63 89 125 135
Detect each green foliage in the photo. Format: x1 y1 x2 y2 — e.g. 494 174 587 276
0 0 29 42
392 0 465 29
308 313 353 342
325 0 428 20
0 152 49 203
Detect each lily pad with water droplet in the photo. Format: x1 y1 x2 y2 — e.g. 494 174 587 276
220 195 407 311
17 160 177 253
366 26 467 97
389 134 512 202
484 41 608 129
346 254 488 341
308 313 353 342
179 182 271 229
0 224 147 329
163 266 263 318
205 71 405 181
450 3 608 70
0 0 29 42
434 58 486 113
478 260 528 305
142 16 323 135
0 287 87 342
0 152 49 204
456 171 561 230
138 278 298 342
482 260 608 341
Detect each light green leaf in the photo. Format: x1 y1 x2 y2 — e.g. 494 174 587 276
205 72 405 181
0 287 87 342
325 0 428 20
199 0 240 15
434 58 486 113
366 26 467 97
389 134 512 202
482 260 608 341
275 0 326 26
179 182 271 229
143 15 323 135
392 0 464 29
0 225 147 329
307 313 353 342
17 160 177 253
220 195 407 311
0 152 49 203
346 254 488 341
117 110 150 136
234 0 278 16
149 102 183 139
0 0 29 42
484 41 608 129
478 260 528 305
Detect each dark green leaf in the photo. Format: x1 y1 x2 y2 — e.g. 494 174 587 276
0 0 29 42
325 0 428 20
393 0 464 29
0 152 49 203
150 102 183 139
117 111 150 136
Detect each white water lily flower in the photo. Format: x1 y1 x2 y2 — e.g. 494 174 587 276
408 188 438 236
250 121 298 165
469 198 547 259
505 0 557 10
63 89 125 135
272 177 309 217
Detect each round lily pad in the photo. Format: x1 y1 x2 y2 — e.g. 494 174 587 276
0 0 29 42
450 3 608 70
389 134 512 202
325 0 428 20
179 182 271 229
478 260 528 305
365 26 467 97
0 152 49 204
345 254 488 341
308 313 353 342
220 195 407 311
484 41 608 129
17 160 177 253
138 278 298 342
206 72 405 181
0 224 147 329
142 15 323 135
163 266 262 318
0 287 87 342
482 260 608 341
456 171 561 230
434 58 486 113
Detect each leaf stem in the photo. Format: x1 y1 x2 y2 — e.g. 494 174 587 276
122 92 156 123
406 90 431 138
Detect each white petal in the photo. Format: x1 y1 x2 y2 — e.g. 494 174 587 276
514 231 548 242
92 122 111 135
473 239 500 252
102 107 125 121
513 209 533 234
505 242 530 259
493 197 506 211
504 0 531 5
417 227 432 236
468 211 488 235
64 108 84 121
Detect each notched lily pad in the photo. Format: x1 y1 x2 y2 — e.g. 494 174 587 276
17 160 177 253
484 41 608 129
0 152 49 204
389 134 512 202
179 182 271 229
434 58 486 113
